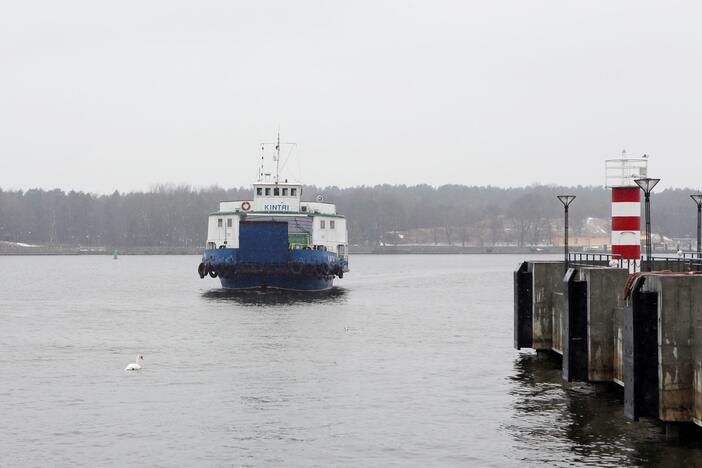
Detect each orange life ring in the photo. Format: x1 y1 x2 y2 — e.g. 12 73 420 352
241 201 251 211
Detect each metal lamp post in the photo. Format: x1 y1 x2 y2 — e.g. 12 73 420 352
635 178 660 272
557 195 576 271
691 193 702 259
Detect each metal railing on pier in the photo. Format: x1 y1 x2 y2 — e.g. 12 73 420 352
569 252 702 273
641 254 702 272
569 253 637 271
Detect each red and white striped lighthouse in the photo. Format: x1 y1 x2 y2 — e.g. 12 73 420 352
611 187 640 259
605 156 647 260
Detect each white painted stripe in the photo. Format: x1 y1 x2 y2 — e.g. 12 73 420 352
611 202 641 217
611 231 641 245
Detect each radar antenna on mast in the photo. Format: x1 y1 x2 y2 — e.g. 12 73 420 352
259 132 296 183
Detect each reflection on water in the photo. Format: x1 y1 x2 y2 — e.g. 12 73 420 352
507 353 702 468
201 286 348 306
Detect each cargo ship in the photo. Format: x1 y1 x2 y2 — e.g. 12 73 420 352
197 136 349 291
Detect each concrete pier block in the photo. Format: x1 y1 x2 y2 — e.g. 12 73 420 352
640 275 702 424
578 267 629 384
529 261 565 353
625 274 702 426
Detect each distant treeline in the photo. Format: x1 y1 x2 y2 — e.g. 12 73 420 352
0 184 699 247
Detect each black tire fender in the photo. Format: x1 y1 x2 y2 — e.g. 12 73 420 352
317 263 330 276
289 262 304 275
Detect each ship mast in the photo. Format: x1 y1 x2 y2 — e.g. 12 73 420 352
259 133 295 184
275 131 281 184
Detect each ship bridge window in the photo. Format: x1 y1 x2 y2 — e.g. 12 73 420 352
282 188 288 196
274 187 280 196
265 187 271 196
320 220 326 229
257 188 262 196
330 220 335 229
227 218 233 227
217 218 223 228
291 188 297 196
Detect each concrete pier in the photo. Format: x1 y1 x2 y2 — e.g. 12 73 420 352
579 267 628 384
631 274 702 425
514 259 702 431
526 261 564 353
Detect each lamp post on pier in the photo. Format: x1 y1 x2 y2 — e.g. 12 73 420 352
635 178 660 272
691 193 702 259
557 195 576 272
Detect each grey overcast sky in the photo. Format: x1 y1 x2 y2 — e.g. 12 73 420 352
1 1 700 193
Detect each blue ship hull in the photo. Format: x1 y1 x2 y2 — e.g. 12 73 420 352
199 247 348 292
198 220 348 292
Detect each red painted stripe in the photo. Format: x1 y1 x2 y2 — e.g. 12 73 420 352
612 187 640 203
612 244 640 260
611 216 640 231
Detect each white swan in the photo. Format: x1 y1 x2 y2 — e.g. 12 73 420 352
125 354 144 371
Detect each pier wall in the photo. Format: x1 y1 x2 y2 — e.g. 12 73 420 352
515 259 702 429
640 276 702 424
529 261 565 353
578 267 628 384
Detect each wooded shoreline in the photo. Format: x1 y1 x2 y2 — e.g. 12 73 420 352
0 245 583 256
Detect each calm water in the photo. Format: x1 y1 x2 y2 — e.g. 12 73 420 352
2 254 702 467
